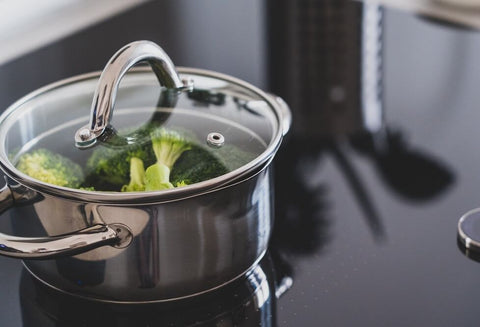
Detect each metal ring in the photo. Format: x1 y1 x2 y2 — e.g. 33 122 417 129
458 207 480 252
207 132 225 147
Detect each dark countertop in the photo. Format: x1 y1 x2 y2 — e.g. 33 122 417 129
2 2 480 326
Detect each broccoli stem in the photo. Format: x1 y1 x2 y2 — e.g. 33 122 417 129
121 157 146 192
144 128 191 191
151 128 191 169
145 162 174 191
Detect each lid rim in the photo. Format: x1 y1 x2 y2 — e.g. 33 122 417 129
0 67 285 204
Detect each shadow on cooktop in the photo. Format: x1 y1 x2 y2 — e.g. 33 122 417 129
272 128 455 251
350 128 455 202
272 136 332 256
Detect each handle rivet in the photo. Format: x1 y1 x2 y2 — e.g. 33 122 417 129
182 77 194 90
110 223 133 249
79 128 91 141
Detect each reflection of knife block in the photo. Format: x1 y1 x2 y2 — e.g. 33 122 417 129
267 0 383 138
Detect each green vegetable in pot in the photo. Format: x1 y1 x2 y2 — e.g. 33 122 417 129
144 128 192 191
213 144 258 172
79 186 96 191
84 126 193 191
121 157 146 192
170 144 228 186
84 140 155 191
89 127 256 192
16 148 84 188
14 128 257 192
169 143 255 187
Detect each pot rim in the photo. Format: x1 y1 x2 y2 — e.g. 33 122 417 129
0 67 284 204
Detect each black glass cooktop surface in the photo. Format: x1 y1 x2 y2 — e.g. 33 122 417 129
2 2 480 326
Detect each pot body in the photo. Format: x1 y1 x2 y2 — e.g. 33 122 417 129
0 41 291 303
11 166 273 302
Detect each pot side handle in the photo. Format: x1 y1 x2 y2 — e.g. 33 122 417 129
0 184 130 259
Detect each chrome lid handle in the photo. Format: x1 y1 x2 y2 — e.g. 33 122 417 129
75 40 192 149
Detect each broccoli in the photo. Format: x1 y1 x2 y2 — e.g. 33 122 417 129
84 141 155 191
83 125 257 192
79 186 96 191
170 144 228 185
121 157 146 192
14 130 257 193
16 148 84 188
211 144 258 172
170 143 256 186
144 128 192 191
175 180 189 187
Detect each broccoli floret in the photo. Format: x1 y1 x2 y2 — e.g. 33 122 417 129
16 148 84 188
170 144 228 185
145 161 174 190
170 144 257 186
84 142 155 191
175 180 189 187
79 186 96 191
83 125 257 192
150 128 192 169
144 128 192 191
121 157 146 192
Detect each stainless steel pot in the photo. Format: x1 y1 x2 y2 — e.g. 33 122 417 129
0 41 291 302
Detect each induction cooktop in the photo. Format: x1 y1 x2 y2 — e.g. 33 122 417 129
2 2 480 326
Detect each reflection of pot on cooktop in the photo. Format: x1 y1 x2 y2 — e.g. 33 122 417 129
20 252 291 327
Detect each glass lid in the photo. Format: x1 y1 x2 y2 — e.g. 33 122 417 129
0 41 287 202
